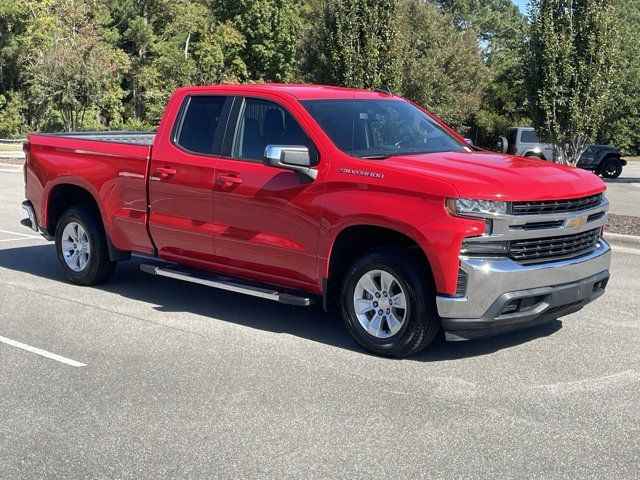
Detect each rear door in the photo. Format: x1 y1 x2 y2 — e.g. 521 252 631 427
148 94 232 266
211 95 325 289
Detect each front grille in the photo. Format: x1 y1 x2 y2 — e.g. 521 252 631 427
509 229 600 263
510 220 564 231
512 194 603 215
587 211 606 222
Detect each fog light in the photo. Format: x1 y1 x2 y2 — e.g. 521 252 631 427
455 268 468 297
461 241 509 255
501 299 521 314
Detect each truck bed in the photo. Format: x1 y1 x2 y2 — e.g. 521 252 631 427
31 130 156 146
26 130 156 255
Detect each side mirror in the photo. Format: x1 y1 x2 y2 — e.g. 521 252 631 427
263 145 317 180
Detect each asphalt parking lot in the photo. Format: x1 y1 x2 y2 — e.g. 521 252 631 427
0 163 639 479
604 163 640 216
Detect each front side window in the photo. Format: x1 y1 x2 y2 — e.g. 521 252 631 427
175 95 227 154
232 98 314 161
301 99 467 159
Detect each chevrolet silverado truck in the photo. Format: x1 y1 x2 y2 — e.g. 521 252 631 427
21 84 611 357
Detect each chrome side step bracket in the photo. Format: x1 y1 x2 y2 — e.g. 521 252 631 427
140 263 313 306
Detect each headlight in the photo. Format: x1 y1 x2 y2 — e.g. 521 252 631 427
446 198 508 216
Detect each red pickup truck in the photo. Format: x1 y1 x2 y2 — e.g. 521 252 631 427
21 84 611 357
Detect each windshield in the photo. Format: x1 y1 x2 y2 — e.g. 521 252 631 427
301 99 467 158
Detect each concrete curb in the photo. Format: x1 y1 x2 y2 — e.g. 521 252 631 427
0 159 25 167
0 151 25 159
605 232 640 250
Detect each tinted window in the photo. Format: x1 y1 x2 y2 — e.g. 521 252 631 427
232 98 314 161
506 129 518 145
301 99 466 158
175 96 227 154
520 130 540 143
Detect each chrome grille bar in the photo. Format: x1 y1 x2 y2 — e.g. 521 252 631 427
509 229 600 263
512 193 603 215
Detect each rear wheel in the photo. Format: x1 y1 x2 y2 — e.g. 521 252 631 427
55 206 116 285
340 248 440 357
599 156 623 179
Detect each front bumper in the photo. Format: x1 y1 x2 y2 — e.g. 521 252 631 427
437 239 611 341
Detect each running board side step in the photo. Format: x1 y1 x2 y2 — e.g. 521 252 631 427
140 263 314 306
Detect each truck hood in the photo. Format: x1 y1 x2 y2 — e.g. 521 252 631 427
382 150 606 201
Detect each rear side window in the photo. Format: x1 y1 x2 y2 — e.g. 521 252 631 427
506 129 517 145
174 96 227 154
521 130 540 143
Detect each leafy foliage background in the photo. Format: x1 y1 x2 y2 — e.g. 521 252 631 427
0 0 635 154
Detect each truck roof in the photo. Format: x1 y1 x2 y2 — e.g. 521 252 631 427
174 83 396 100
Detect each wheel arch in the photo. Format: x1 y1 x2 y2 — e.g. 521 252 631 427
322 224 434 311
523 150 546 160
46 182 102 234
599 152 621 166
45 182 129 261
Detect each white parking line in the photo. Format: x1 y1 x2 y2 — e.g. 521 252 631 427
0 237 46 243
0 335 86 367
0 228 41 239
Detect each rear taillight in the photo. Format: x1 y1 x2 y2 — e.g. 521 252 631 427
22 141 30 185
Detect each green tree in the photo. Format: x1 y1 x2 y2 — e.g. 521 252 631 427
213 0 305 82
432 0 526 55
309 0 400 89
601 0 640 155
18 0 129 131
527 0 618 165
431 0 529 146
0 91 26 137
397 0 486 131
107 0 248 125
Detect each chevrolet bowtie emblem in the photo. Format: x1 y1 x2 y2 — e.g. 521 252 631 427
565 215 587 229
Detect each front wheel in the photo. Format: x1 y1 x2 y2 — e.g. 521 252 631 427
600 156 623 179
55 206 116 285
340 248 440 357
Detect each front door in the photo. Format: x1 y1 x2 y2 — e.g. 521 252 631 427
148 94 231 266
212 96 325 289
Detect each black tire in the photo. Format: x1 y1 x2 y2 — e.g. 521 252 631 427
599 156 623 179
55 206 116 285
339 247 440 358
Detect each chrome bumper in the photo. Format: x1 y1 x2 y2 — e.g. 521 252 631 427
21 200 39 232
436 239 611 336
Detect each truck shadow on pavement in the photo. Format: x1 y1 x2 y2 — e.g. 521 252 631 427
0 244 563 361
